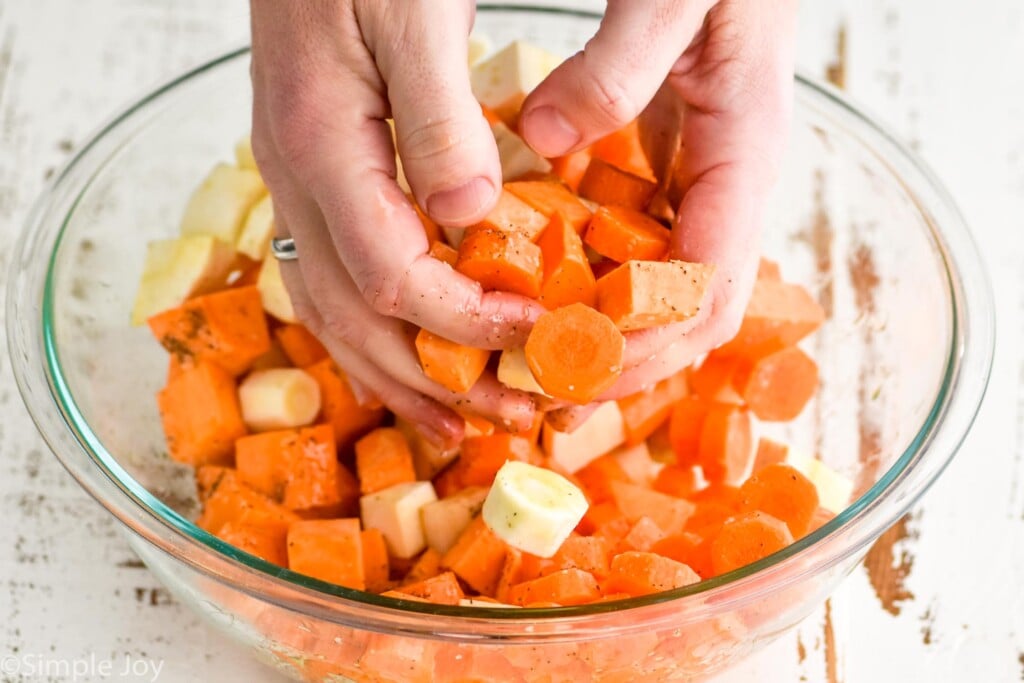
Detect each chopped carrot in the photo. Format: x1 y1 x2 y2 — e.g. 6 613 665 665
506 568 601 606
398 571 465 605
691 483 744 511
413 201 443 245
215 520 288 566
649 533 714 580
618 516 667 553
590 257 620 280
504 180 593 234
739 463 820 538
235 424 342 512
808 506 836 533
593 516 633 547
403 547 443 585
480 103 502 126
428 240 459 267
524 303 625 403
652 464 701 499
697 403 753 484
472 189 549 241
157 360 247 466
716 280 826 357
195 468 298 533
550 148 593 193
688 352 743 404
195 465 233 503
575 454 630 504
456 228 544 298
147 285 271 376
596 260 715 332
710 511 794 575
590 120 655 181
286 518 365 590
354 428 417 495
414 328 491 393
752 437 791 473
757 257 782 281
549 534 612 579
578 158 657 211
361 528 392 592
576 500 625 536
618 371 689 446
584 206 671 263
450 433 540 487
607 551 700 596
683 502 736 539
441 516 508 596
535 213 597 309
304 359 386 448
668 397 710 466
733 346 819 421
297 462 360 519
274 324 328 368
495 548 525 603
229 258 262 289
249 341 292 371
609 480 694 534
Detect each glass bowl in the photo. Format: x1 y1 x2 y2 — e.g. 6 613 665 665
6 5 993 681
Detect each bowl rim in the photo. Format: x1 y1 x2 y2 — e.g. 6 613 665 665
6 4 995 636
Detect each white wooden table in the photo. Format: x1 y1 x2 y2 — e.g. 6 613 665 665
1 1 1021 681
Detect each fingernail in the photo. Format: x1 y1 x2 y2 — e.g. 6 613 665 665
425 176 497 224
520 106 580 157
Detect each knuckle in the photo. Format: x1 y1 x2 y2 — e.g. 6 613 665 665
398 115 468 167
579 58 640 127
321 311 369 351
360 271 405 318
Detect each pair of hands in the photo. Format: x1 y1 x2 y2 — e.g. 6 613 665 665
249 0 797 449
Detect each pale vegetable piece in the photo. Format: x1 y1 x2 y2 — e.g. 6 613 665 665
131 235 237 325
467 33 492 66
613 441 663 487
800 457 855 515
442 225 465 249
420 486 489 554
257 256 296 323
492 122 552 181
482 460 589 558
238 368 321 432
542 400 626 473
458 598 519 608
394 417 460 480
386 120 412 193
236 193 275 260
234 135 258 170
497 347 549 396
180 163 266 242
360 481 439 559
470 41 562 124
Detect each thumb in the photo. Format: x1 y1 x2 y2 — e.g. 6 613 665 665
519 0 713 158
368 3 501 227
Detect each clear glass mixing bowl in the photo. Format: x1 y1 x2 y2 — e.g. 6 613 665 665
6 5 993 681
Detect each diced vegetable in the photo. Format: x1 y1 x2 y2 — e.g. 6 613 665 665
131 235 237 325
584 206 671 263
238 368 321 432
578 158 657 211
157 360 247 466
180 163 266 243
535 213 597 309
355 428 417 495
456 228 544 298
360 481 439 559
415 329 491 393
596 260 715 331
286 518 365 589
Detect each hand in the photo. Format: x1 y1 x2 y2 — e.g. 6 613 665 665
520 0 798 405
249 1 545 447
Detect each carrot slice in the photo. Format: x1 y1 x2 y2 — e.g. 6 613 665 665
578 158 658 211
235 424 342 512
361 528 392 592
617 371 689 446
584 206 671 263
441 516 508 596
472 189 549 241
576 500 625 536
688 352 743 404
157 360 246 466
649 533 714 580
414 328 491 393
618 516 667 553
403 547 443 585
428 240 459 267
550 148 593 193
716 280 826 357
286 518 365 590
733 346 819 421
524 303 625 403
147 285 271 376
651 464 700 499
216 520 288 566
607 551 700 596
274 324 328 368
450 433 540 487
710 511 794 575
456 228 544 298
609 480 695 534
668 396 710 467
697 402 753 484
596 260 715 331
304 359 386 448
195 469 299 534
354 428 417 495
504 180 594 234
397 571 465 605
575 454 630 504
739 463 820 538
590 120 656 181
536 213 597 309
506 568 600 606
752 437 791 473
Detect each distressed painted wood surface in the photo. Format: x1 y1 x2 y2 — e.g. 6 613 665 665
0 1 1021 681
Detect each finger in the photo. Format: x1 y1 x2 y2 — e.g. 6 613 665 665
364 2 502 226
544 404 601 434
519 0 713 157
